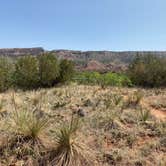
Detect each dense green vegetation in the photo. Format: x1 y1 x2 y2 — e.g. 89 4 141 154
1 53 166 92
128 54 166 87
58 59 75 83
73 71 132 87
0 57 13 91
38 53 60 87
13 56 40 89
0 54 75 92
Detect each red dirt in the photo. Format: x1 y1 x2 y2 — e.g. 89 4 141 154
150 109 166 121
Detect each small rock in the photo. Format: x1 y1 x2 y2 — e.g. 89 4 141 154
135 161 143 166
77 109 86 117
0 110 8 118
103 153 115 165
84 99 93 107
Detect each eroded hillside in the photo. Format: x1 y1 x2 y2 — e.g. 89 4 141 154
1 48 166 72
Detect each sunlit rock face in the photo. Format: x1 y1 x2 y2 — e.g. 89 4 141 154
1 48 166 72
0 47 44 56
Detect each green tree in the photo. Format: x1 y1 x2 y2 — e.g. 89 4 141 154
38 53 59 86
128 54 166 87
58 59 75 83
13 56 39 89
0 57 13 92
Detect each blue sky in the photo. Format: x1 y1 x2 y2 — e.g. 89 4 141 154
0 0 166 51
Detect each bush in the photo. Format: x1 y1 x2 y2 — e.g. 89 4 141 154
13 56 39 89
38 53 59 87
58 59 75 83
0 57 13 92
99 72 132 88
73 71 132 87
0 55 75 91
73 71 100 85
128 54 166 87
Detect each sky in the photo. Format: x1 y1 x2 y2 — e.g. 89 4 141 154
0 0 166 51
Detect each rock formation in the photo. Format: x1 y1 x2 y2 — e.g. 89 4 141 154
1 48 166 72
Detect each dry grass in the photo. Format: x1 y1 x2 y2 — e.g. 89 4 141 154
0 93 50 165
0 85 165 165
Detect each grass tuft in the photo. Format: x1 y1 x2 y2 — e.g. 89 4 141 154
0 93 49 161
48 116 94 166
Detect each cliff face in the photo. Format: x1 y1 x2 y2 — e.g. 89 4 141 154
51 50 166 63
1 48 166 72
51 50 166 72
0 47 44 56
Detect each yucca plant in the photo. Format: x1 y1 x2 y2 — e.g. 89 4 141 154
92 109 121 131
3 93 49 159
11 93 48 138
103 94 123 110
11 109 49 140
112 94 123 106
123 91 143 109
48 116 94 166
138 108 150 122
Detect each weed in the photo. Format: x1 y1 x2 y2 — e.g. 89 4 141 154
123 91 143 108
138 108 150 123
126 133 136 147
103 94 123 109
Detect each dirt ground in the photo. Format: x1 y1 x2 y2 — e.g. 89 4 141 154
0 85 166 165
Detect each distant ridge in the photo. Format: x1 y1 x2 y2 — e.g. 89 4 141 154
1 48 166 72
0 47 44 56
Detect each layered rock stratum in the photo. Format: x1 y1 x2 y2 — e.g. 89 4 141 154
0 48 166 72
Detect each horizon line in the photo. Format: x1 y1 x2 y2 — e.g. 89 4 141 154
0 47 166 52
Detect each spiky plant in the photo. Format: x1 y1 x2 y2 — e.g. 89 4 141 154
92 109 121 131
3 93 49 160
10 92 49 139
123 91 143 108
11 109 49 140
48 116 94 166
138 108 150 122
103 93 123 110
